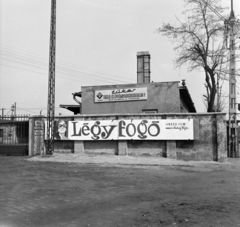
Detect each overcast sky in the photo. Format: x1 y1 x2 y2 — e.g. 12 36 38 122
0 0 240 116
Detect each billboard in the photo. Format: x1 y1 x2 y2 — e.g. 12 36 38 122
46 119 194 141
64 119 194 140
94 87 147 102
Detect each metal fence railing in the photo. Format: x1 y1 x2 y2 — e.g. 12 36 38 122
0 115 29 145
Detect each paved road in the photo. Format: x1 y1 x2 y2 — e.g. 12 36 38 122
0 155 240 227
1 156 161 227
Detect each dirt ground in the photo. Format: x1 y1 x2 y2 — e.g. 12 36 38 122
0 154 240 227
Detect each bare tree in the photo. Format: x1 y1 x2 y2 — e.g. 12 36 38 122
156 0 230 112
202 86 228 112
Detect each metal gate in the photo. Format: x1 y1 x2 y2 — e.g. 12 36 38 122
226 123 240 158
0 115 29 156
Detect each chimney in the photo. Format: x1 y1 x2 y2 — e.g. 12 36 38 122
137 51 151 83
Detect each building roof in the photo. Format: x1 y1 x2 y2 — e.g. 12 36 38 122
59 105 81 115
72 91 82 97
179 86 196 113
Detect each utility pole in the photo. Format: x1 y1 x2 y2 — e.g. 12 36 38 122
46 0 56 155
0 108 5 119
228 0 239 158
11 103 16 117
201 0 239 158
14 102 16 116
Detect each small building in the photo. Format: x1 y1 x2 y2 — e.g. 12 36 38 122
60 52 196 115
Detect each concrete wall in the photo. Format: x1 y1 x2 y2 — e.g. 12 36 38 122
174 113 226 161
29 113 227 161
28 117 45 156
128 140 166 157
81 82 180 114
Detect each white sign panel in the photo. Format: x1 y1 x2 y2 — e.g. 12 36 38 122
66 119 194 141
94 87 147 102
118 119 194 140
68 120 119 140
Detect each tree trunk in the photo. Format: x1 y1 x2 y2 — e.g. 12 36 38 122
207 72 217 112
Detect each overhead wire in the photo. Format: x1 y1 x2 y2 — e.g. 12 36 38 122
16 107 40 114
16 107 61 115
0 46 135 85
200 0 226 22
0 56 131 85
4 110 11 116
151 58 168 79
0 48 116 82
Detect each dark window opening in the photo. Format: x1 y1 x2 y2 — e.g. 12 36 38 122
142 109 158 114
0 129 3 143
